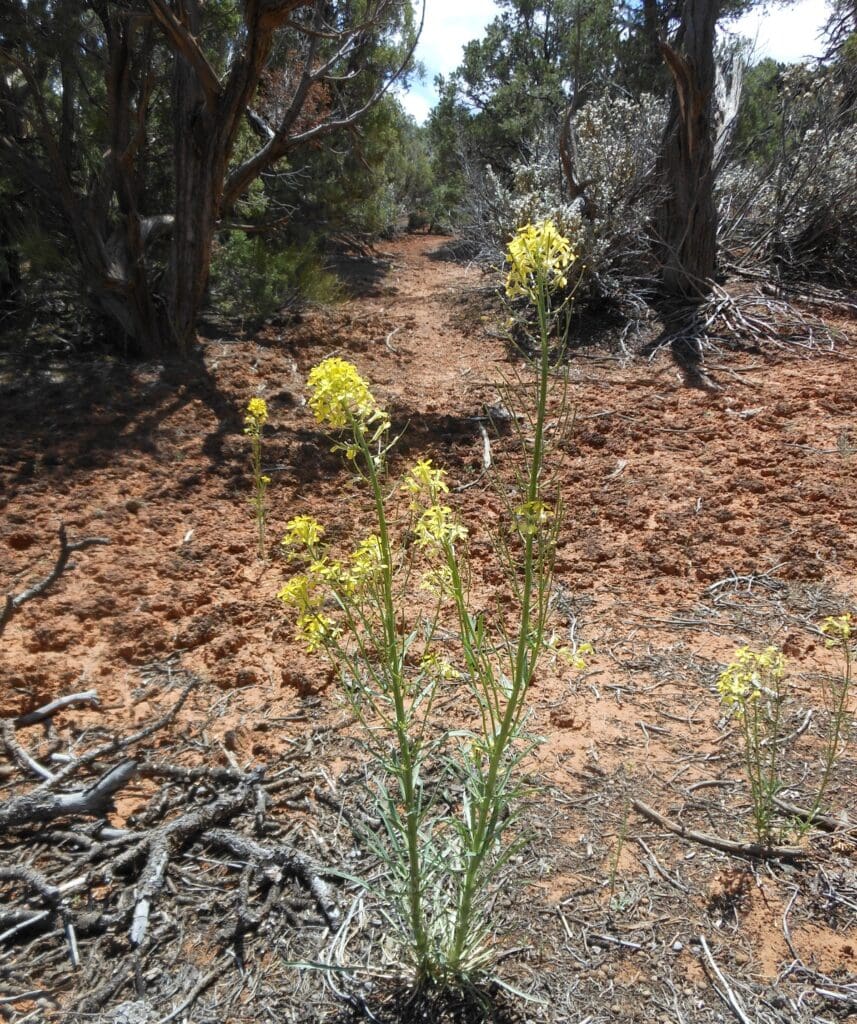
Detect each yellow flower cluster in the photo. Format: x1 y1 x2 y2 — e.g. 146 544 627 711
282 514 325 552
402 458 449 506
419 651 460 682
276 574 338 653
505 220 576 301
514 500 554 537
419 564 455 599
414 504 467 551
820 613 853 645
244 396 268 434
306 357 389 437
717 646 786 711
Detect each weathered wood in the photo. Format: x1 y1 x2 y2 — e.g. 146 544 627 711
655 0 720 301
0 760 138 830
632 798 807 861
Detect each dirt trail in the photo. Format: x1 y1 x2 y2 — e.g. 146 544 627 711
1 234 856 1019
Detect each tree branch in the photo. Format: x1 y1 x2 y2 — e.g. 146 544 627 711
145 0 221 108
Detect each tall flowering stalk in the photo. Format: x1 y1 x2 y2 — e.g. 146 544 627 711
244 397 270 559
717 646 788 845
278 221 581 988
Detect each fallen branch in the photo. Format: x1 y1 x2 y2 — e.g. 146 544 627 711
699 934 754 1024
122 786 253 946
204 828 340 928
773 796 852 835
1 525 109 635
14 691 100 729
631 799 806 861
0 760 138 829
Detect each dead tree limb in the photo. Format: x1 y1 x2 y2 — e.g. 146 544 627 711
123 786 253 946
632 799 807 861
204 828 340 928
0 760 138 830
1 525 109 636
14 691 100 729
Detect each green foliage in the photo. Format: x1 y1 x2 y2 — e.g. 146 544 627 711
208 234 341 319
732 58 784 165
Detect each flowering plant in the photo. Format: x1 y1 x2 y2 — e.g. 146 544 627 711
277 222 587 988
244 397 270 558
717 646 788 845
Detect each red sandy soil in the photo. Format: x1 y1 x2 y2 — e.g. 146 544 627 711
1 235 855 1020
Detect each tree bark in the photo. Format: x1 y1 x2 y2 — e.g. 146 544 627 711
655 0 720 301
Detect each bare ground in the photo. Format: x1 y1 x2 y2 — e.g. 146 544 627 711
1 235 855 1023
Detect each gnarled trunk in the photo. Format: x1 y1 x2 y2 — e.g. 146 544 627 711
655 0 720 301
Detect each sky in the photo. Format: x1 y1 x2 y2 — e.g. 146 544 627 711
399 0 831 124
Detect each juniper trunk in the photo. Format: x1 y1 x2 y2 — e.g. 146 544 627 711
655 0 720 301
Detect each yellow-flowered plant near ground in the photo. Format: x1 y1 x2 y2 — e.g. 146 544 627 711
278 221 584 989
244 397 270 559
717 613 855 844
717 646 788 845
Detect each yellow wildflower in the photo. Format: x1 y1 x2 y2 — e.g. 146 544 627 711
420 651 460 682
402 458 449 506
505 220 576 301
717 646 786 712
419 564 456 599
282 515 325 551
276 574 321 613
514 500 554 537
820 613 853 645
244 397 268 434
296 610 339 653
306 357 390 437
414 504 467 550
347 535 386 592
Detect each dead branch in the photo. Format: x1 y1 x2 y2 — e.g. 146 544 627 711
0 760 138 829
204 828 340 928
631 799 807 861
699 934 754 1024
773 796 853 835
14 690 100 729
122 786 253 946
1 525 109 636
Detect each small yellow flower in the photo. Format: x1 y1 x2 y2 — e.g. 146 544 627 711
717 646 786 712
277 574 321 613
402 458 449 506
282 515 325 551
244 397 268 434
420 651 460 681
414 504 467 550
820 613 853 645
514 500 554 537
306 358 389 437
345 535 386 593
505 220 576 301
296 610 339 653
419 564 456 599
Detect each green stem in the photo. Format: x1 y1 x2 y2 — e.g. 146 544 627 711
449 271 552 969
810 642 852 820
355 423 429 973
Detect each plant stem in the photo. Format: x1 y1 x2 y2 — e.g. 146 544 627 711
356 425 429 974
448 271 553 970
